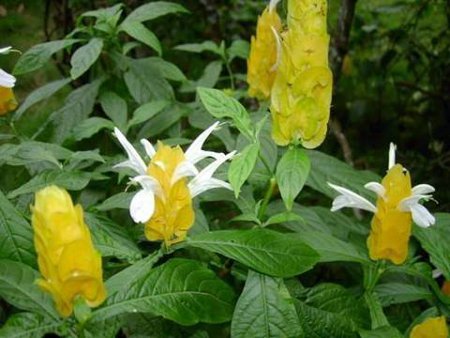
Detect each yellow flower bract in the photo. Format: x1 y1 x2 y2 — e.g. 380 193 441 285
270 0 332 148
367 164 412 264
145 142 194 246
247 7 282 100
32 186 106 317
410 316 448 338
0 86 17 115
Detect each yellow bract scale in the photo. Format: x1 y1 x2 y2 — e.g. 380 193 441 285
270 0 332 148
145 142 194 246
0 86 17 115
410 316 448 338
247 7 282 100
367 164 413 264
32 186 106 317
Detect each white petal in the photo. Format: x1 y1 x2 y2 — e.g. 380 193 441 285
327 182 377 213
410 203 435 228
269 0 282 11
130 189 155 223
131 175 160 194
0 46 12 54
0 68 16 88
171 160 199 185
412 184 435 196
184 122 223 164
364 182 386 198
432 269 443 279
113 127 147 175
388 142 397 169
189 178 232 198
270 26 282 72
188 151 235 197
140 139 156 158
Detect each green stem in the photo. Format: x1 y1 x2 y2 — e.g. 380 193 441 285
224 60 235 91
259 153 273 175
257 176 276 221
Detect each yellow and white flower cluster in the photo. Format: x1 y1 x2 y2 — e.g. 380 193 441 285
114 122 235 246
0 46 17 115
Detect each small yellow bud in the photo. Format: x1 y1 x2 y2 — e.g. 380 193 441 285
32 186 106 317
410 316 448 338
0 86 17 115
247 6 282 100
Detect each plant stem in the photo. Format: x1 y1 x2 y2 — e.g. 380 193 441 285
257 176 276 221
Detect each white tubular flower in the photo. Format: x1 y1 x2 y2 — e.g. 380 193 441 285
0 68 16 88
0 46 12 55
113 122 235 246
327 183 377 213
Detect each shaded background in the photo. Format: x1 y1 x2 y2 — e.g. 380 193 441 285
1 0 449 208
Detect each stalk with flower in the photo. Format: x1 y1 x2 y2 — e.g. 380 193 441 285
31 185 106 317
247 0 282 100
270 0 333 148
113 121 235 247
328 143 435 264
0 46 17 115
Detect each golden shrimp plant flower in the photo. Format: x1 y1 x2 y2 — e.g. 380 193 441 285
270 0 333 148
247 0 282 100
409 316 448 338
114 122 235 246
32 186 106 317
0 46 17 115
328 143 435 264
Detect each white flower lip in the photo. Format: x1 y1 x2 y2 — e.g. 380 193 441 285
0 68 16 88
113 122 234 223
327 182 377 213
0 46 12 55
269 0 282 12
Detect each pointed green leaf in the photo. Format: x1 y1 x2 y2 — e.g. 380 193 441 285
0 260 58 319
128 100 170 128
0 312 64 338
0 191 35 267
100 92 128 130
14 39 79 75
187 229 319 277
121 21 161 55
70 38 104 80
124 1 189 23
91 259 235 325
71 117 115 141
374 283 432 306
276 148 310 211
228 143 259 197
94 192 134 211
231 270 302 338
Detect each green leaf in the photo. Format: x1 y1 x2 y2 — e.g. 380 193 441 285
228 143 259 197
124 1 189 23
0 190 36 267
307 150 381 201
374 283 432 306
276 148 311 211
297 231 370 264
72 117 115 141
364 292 389 329
413 213 450 280
14 78 71 121
85 213 142 263
231 270 302 338
94 192 134 211
0 312 64 338
295 283 370 338
121 21 161 56
105 251 162 296
67 150 105 170
187 229 319 277
145 57 186 82
227 40 250 61
13 39 79 75
128 100 170 128
197 87 253 140
124 58 174 104
82 3 122 19
264 212 304 227
0 260 58 319
175 41 223 56
70 38 103 80
359 326 403 338
100 92 128 130
180 61 222 93
45 80 103 143
8 170 94 198
91 259 235 325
